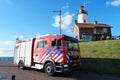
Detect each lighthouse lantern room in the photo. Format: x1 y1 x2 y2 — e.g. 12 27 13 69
77 5 88 23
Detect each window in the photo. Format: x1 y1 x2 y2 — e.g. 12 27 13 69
37 41 47 48
82 34 92 41
84 19 86 23
65 40 79 51
103 28 107 33
52 39 61 49
93 28 96 34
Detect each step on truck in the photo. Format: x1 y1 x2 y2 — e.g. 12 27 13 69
14 34 81 76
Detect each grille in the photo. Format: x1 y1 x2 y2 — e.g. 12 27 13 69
69 56 79 60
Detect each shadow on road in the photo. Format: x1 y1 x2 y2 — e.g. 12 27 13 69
53 58 120 80
80 58 120 76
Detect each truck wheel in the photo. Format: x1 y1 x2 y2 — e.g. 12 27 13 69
45 62 54 76
18 61 24 69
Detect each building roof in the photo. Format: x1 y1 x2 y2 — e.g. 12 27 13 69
74 20 111 28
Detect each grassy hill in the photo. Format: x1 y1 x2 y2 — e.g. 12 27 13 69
80 40 120 77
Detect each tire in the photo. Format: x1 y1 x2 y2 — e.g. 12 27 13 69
18 61 24 69
45 62 55 76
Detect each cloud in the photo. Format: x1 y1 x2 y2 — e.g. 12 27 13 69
14 35 24 40
19 35 24 39
62 3 69 11
35 33 41 37
0 40 14 45
66 29 72 33
0 53 13 57
65 28 73 36
106 0 120 6
52 3 75 29
0 48 13 57
0 40 14 57
52 12 74 29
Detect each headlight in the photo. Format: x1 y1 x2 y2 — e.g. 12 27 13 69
63 64 69 67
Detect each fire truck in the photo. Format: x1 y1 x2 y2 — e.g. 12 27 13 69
14 34 81 76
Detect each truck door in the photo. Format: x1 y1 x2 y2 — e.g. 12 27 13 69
19 43 26 62
24 41 32 66
34 40 47 63
14 46 20 64
15 40 33 67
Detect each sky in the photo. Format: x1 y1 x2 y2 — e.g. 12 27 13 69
0 0 120 57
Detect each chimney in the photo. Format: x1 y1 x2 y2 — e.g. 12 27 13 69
94 21 98 24
75 20 77 24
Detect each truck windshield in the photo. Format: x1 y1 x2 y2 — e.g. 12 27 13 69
65 40 79 51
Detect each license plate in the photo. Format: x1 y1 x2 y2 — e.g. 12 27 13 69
73 63 77 66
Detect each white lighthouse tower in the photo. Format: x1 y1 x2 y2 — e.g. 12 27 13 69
77 5 88 23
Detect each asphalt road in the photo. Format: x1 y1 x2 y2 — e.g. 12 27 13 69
0 61 120 80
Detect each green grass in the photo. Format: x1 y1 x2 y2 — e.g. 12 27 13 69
79 40 120 77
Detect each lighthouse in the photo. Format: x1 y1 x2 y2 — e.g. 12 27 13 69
77 5 88 23
73 5 112 41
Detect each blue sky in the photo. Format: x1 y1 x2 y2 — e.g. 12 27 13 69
0 0 120 57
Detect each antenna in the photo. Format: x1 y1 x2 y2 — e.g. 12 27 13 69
53 10 62 35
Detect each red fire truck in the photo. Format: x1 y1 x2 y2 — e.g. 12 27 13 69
14 34 81 76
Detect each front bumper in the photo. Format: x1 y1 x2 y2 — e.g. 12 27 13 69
55 62 81 73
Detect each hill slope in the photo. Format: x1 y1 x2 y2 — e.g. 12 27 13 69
80 40 120 77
